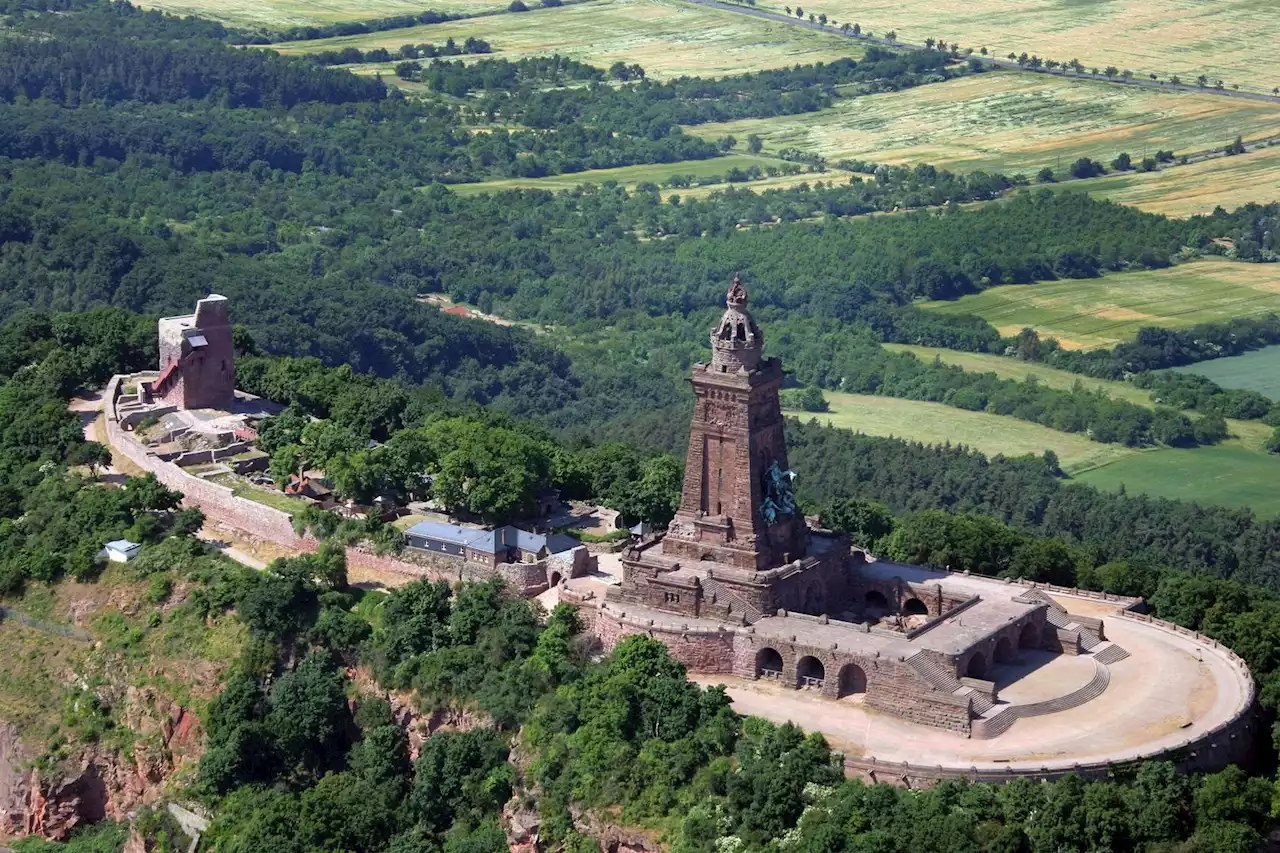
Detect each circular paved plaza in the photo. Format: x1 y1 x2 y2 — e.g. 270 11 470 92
695 594 1253 772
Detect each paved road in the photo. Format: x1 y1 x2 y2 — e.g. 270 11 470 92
682 0 1280 105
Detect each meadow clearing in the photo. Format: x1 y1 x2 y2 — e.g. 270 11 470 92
796 391 1134 474
882 344 1156 406
444 155 849 195
1077 144 1280 217
752 0 1280 95
1173 345 1280 401
138 0 507 28
691 72 1280 174
272 0 862 79
815 351 1280 514
925 259 1280 350
1075 445 1280 517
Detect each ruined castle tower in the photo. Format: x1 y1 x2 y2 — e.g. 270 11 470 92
151 294 236 411
662 276 808 571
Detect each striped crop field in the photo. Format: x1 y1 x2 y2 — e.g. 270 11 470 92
1077 144 1280 218
753 0 1280 94
138 0 506 28
272 0 863 79
690 72 1280 175
924 260 1280 350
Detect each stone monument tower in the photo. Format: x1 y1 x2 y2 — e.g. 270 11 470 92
663 275 808 571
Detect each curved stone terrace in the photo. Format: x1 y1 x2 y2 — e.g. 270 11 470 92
692 589 1253 772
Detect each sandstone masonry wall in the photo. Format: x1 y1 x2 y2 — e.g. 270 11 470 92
104 375 489 587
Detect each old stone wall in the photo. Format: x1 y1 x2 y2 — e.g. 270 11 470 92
729 623 972 733
103 375 491 588
583 606 736 674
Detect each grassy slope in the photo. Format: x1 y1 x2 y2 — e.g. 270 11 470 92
923 259 1280 350
794 391 1136 474
1076 144 1280 217
689 72 1280 174
272 0 863 80
752 0 1280 94
0 563 245 760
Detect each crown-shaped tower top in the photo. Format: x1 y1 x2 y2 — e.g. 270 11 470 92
711 274 763 372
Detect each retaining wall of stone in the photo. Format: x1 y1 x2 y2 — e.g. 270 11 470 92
849 611 1259 786
585 606 737 674
104 375 474 587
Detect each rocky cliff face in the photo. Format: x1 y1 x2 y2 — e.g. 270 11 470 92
10 690 202 842
501 744 663 853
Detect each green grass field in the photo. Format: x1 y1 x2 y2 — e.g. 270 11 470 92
140 0 507 28
1173 345 1280 401
754 0 1280 95
273 0 862 80
800 391 1135 473
884 342 1274 450
690 72 1280 174
1076 144 1280 218
444 154 835 195
925 259 1280 350
1076 446 1280 517
883 344 1156 405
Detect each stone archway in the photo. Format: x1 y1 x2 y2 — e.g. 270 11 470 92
756 647 784 681
838 663 867 697
902 597 928 616
966 652 988 679
1019 622 1041 650
864 590 889 612
549 571 562 588
994 636 1015 664
796 656 825 688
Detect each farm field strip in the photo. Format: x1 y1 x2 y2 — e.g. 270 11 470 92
138 0 508 27
1076 143 1280 217
813 385 1280 515
750 0 1280 95
443 155 842 194
271 0 863 80
882 344 1155 405
925 260 1280 350
689 72 1280 174
884 344 1274 454
802 391 1135 474
1075 445 1280 517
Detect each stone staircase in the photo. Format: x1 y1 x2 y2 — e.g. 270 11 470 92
906 652 995 715
700 575 762 625
1093 642 1131 665
1023 589 1105 650
972 658 1112 738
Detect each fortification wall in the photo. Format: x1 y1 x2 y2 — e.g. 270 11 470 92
104 375 477 587
584 605 737 674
